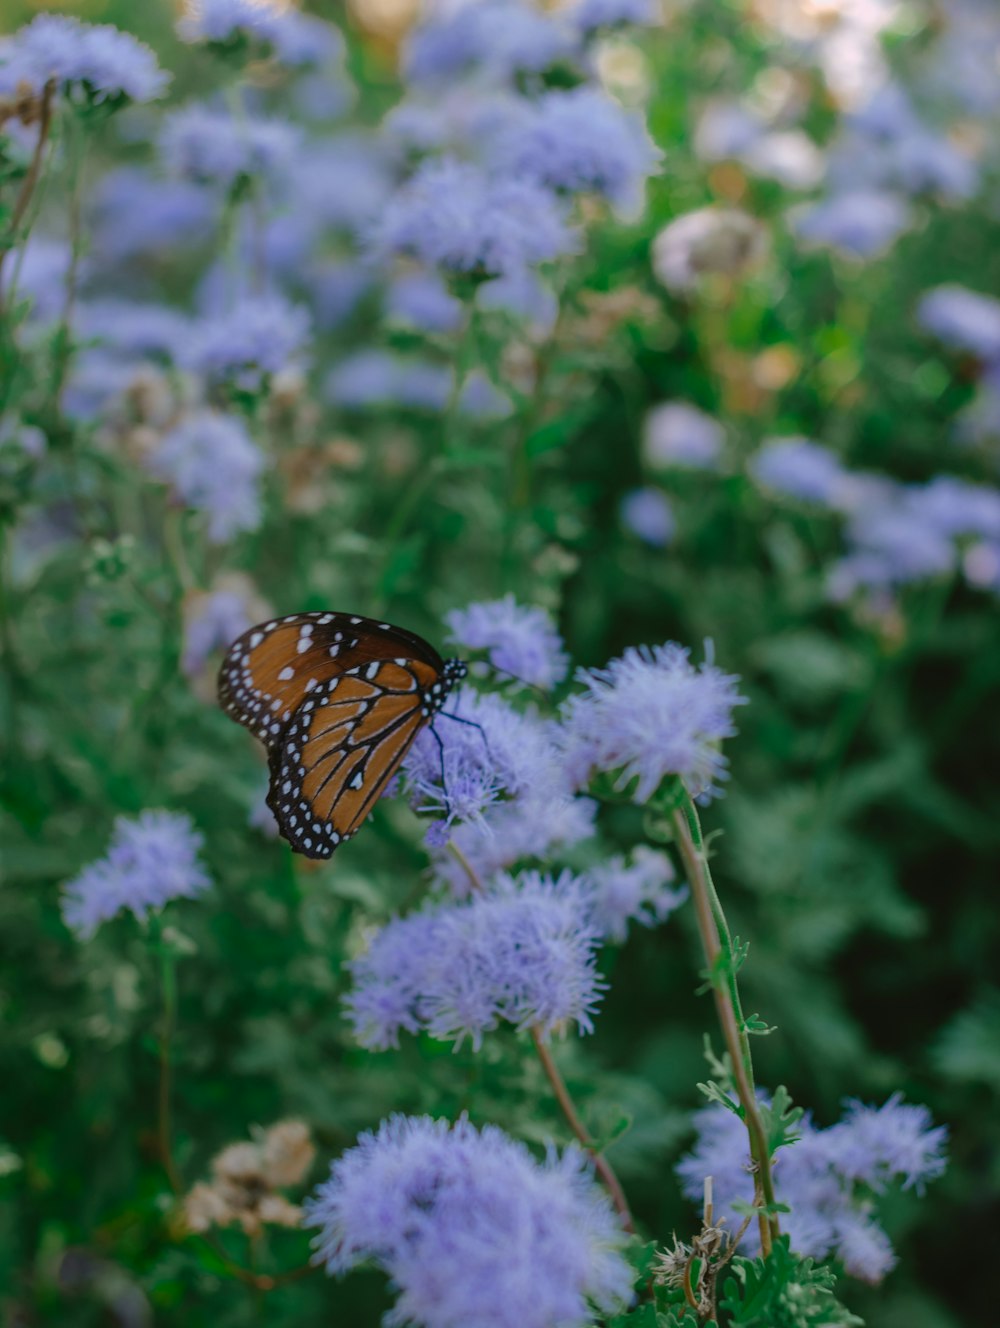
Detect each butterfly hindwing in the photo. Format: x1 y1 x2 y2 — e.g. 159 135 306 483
266 657 440 858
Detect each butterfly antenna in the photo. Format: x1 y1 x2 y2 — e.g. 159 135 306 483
482 664 549 701
430 724 454 817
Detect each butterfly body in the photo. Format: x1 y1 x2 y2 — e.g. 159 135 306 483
218 612 466 858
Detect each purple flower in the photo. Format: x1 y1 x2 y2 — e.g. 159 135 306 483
840 498 956 588
402 689 564 826
403 1 578 86
582 848 687 943
75 300 192 361
288 136 395 236
791 191 912 260
905 477 1000 541
177 0 286 47
749 437 847 506
458 371 512 421
918 284 1000 361
0 14 169 104
149 412 264 544
160 104 300 191
374 157 579 278
643 402 724 470
963 540 1000 594
346 873 604 1051
560 641 747 803
181 293 310 386
387 271 464 334
181 588 254 678
62 811 211 938
89 168 216 263
4 236 73 325
496 87 661 215
570 0 659 33
476 269 558 332
445 595 568 689
304 1115 631 1328
271 12 345 69
620 487 675 547
678 1093 946 1283
325 351 452 412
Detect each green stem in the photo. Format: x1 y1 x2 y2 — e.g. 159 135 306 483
148 918 184 1196
671 798 779 1256
50 109 88 412
446 842 635 1231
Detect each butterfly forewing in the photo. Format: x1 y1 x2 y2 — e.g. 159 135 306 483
218 611 444 746
266 657 440 858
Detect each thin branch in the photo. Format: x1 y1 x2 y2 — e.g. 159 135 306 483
0 79 55 310
672 803 779 1256
530 1029 636 1234
447 842 636 1232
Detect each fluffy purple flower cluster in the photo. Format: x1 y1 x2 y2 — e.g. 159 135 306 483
678 1093 947 1283
159 104 301 191
402 1 578 87
346 872 604 1050
149 412 264 544
401 685 596 886
180 292 310 386
304 1115 632 1328
62 811 211 938
445 594 568 690
0 14 168 104
643 402 724 471
582 848 687 944
374 157 580 279
560 642 748 804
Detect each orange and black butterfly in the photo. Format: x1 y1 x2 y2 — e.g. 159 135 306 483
218 612 467 859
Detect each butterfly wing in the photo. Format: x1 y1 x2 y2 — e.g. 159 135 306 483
218 611 445 748
267 658 440 858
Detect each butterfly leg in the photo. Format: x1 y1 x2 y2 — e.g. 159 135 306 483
436 711 492 764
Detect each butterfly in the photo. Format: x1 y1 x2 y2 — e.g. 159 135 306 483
218 611 467 859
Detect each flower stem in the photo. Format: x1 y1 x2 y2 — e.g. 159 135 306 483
446 841 636 1232
671 799 779 1256
0 79 55 311
530 1028 636 1233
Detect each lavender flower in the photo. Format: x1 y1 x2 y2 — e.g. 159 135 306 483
160 104 300 191
791 190 912 260
402 689 565 828
62 811 211 938
497 87 661 215
445 595 568 689
325 351 452 412
620 488 674 546
905 477 1000 541
181 588 254 678
560 641 747 803
374 157 578 279
917 284 1000 361
386 271 464 334
582 848 687 943
346 873 604 1050
678 1094 946 1282
149 412 264 544
75 300 192 361
749 437 847 506
643 402 724 470
841 499 957 588
403 1 577 87
0 14 169 104
89 168 216 263
176 0 286 47
181 293 310 387
304 1115 631 1328
571 0 659 32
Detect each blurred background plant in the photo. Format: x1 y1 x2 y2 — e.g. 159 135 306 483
1 1 998 1325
